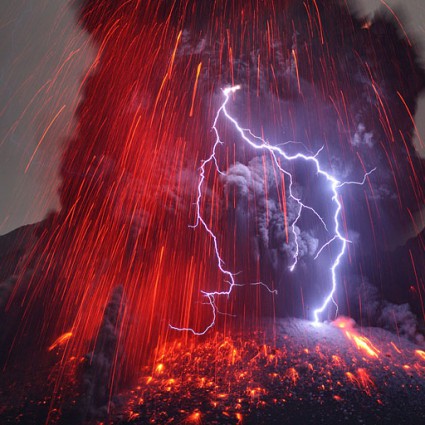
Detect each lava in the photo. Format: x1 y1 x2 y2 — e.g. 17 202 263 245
1 1 424 423
114 319 425 424
334 317 380 358
171 85 375 334
47 332 73 352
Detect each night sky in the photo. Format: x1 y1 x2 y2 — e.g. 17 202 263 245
0 0 93 235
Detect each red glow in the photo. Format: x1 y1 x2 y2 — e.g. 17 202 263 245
415 350 425 361
345 368 375 395
47 332 73 352
4 2 424 421
186 410 202 424
334 317 380 358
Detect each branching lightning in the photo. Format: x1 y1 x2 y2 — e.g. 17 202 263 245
170 85 375 334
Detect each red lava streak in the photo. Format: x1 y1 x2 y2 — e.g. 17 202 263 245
115 319 425 423
334 317 380 358
2 1 424 423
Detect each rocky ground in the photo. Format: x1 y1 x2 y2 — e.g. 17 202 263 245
1 225 425 424
1 317 425 424
107 318 425 425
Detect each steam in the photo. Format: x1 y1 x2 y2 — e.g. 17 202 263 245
64 286 126 423
379 302 425 346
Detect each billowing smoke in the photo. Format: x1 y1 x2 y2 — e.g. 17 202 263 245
379 302 425 345
62 286 126 423
223 157 319 269
54 0 425 332
1 0 424 396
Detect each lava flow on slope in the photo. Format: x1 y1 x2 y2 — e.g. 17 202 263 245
46 318 425 424
2 317 425 424
1 0 425 424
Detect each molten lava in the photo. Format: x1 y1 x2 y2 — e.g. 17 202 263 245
2 2 424 423
334 317 380 358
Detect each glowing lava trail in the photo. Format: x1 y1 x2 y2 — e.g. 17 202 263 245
172 85 376 334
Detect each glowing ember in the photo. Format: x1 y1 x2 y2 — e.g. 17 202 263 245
113 319 425 423
186 410 202 423
1 1 424 424
345 369 375 395
415 350 425 361
47 332 73 352
334 317 380 358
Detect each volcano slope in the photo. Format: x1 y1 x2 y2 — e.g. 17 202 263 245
106 318 425 425
0 223 425 424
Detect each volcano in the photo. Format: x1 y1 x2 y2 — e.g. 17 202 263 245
1 224 425 424
1 0 425 423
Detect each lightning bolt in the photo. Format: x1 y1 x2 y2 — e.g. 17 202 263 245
170 85 375 334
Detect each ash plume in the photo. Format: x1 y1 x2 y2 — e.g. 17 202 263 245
0 0 424 399
63 286 127 423
0 2 425 424
17 0 425 343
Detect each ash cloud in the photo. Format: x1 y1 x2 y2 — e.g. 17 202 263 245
379 302 425 345
343 277 424 345
2 0 423 367
74 0 423 325
63 286 127 423
223 157 319 272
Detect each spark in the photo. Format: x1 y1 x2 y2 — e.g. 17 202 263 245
416 350 425 361
334 317 380 358
171 85 375 334
346 368 375 395
186 410 202 424
47 332 73 352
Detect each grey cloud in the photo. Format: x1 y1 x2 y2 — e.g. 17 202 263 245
379 302 425 345
223 156 319 271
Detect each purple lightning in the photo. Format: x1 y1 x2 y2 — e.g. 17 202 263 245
170 85 376 334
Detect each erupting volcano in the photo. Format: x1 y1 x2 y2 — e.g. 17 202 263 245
0 0 424 424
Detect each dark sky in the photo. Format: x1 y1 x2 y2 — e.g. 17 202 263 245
0 0 93 235
0 0 424 236
353 0 425 158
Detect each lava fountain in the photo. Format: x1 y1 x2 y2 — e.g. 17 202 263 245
1 1 424 422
